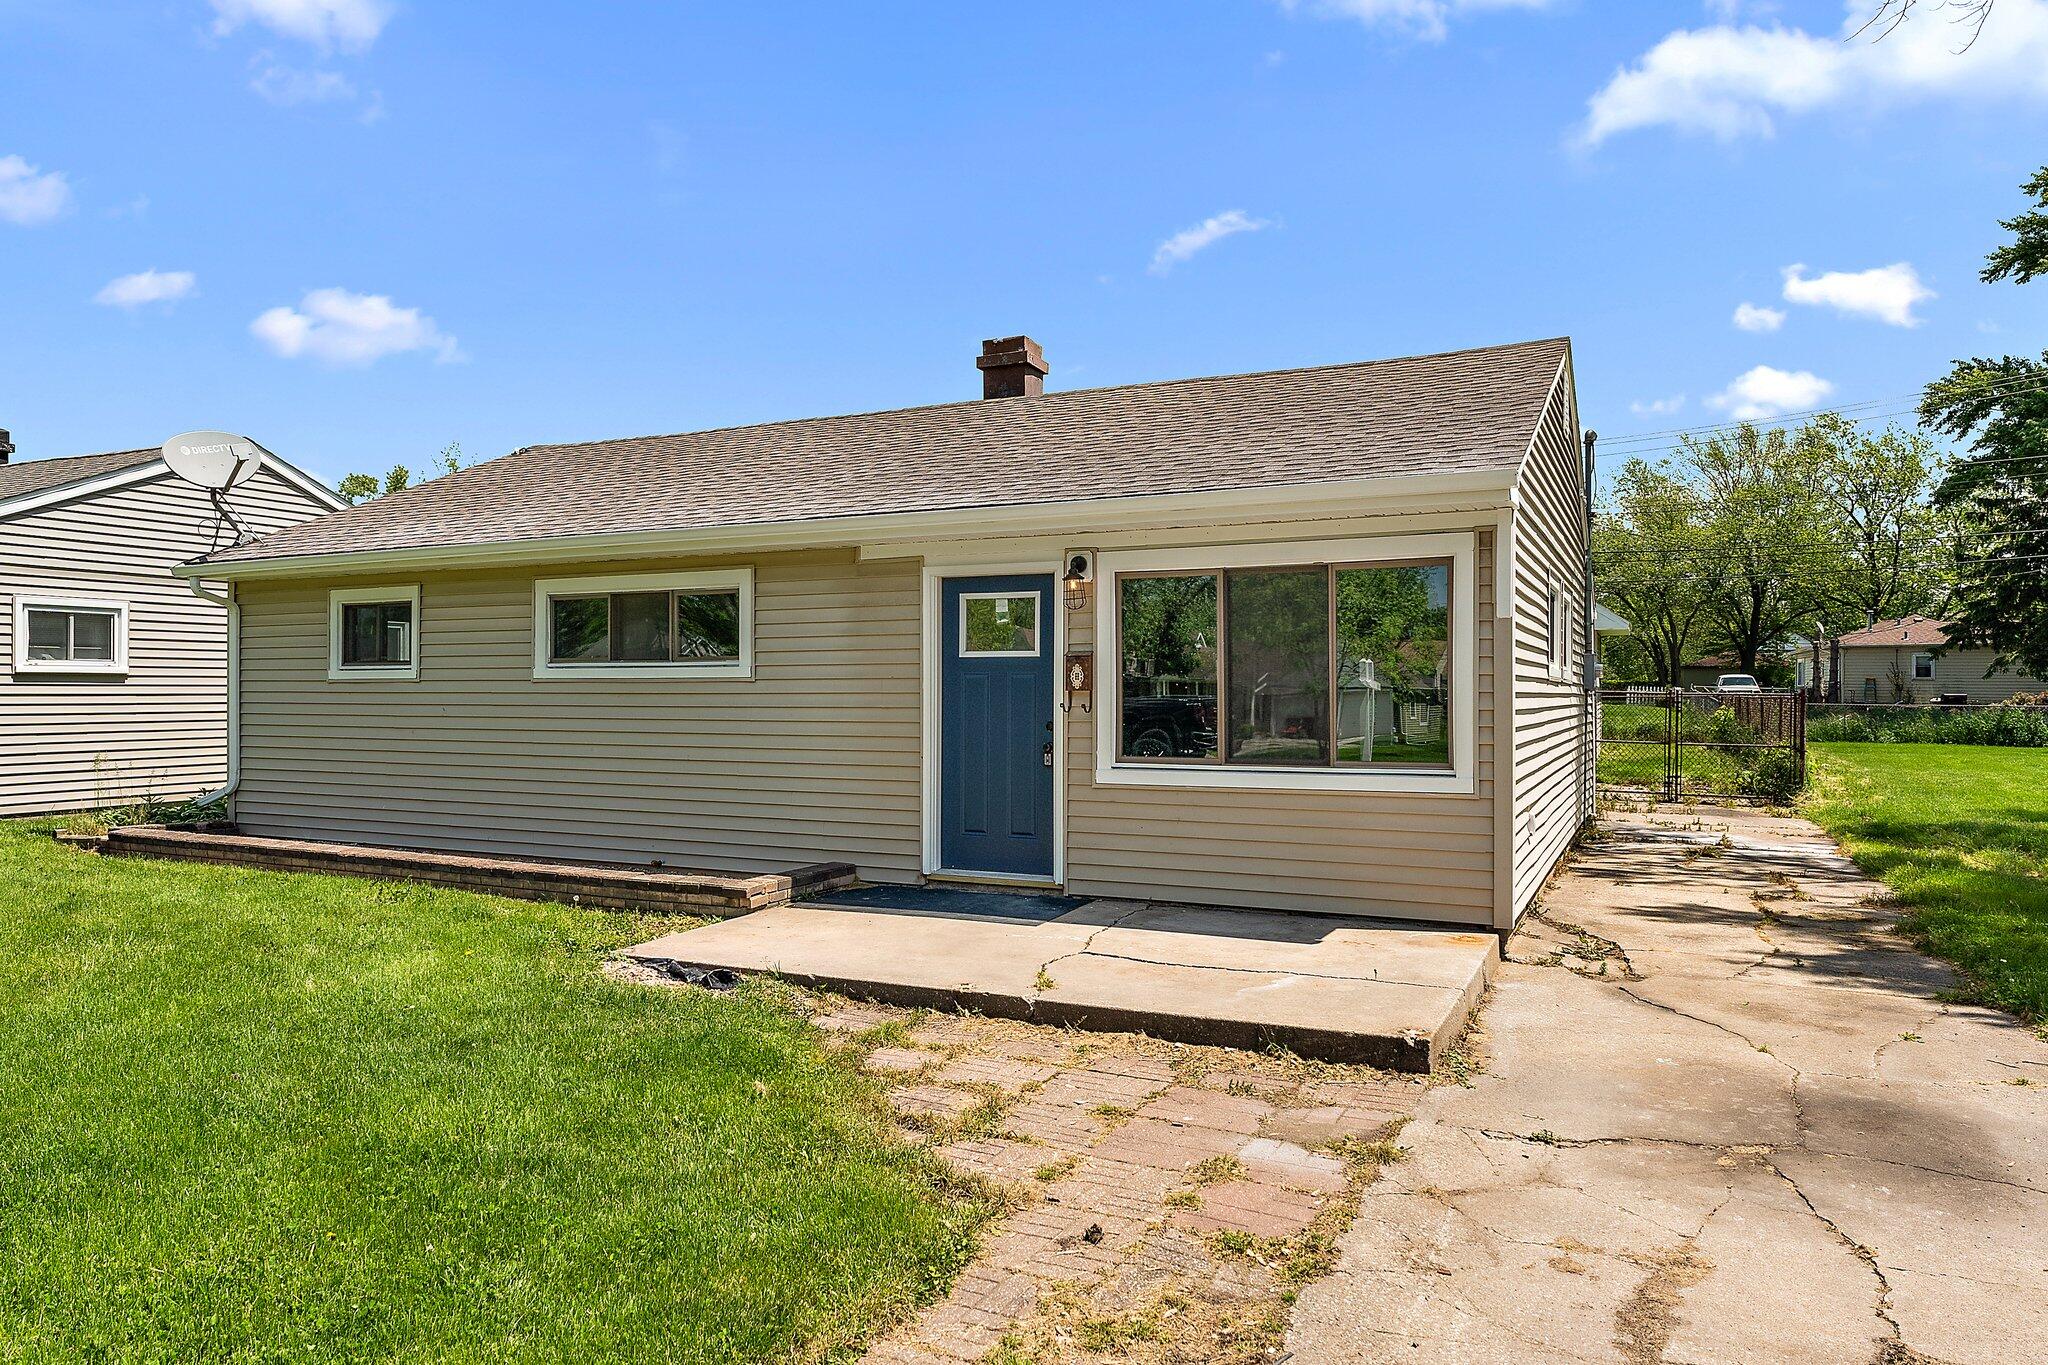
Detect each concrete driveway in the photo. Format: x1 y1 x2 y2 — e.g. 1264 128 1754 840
1287 805 2047 1365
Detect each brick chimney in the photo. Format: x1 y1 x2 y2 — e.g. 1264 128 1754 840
976 335 1047 399
0 429 12 465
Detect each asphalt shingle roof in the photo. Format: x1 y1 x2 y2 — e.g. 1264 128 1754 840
205 336 1570 566
1836 615 1953 649
0 448 160 505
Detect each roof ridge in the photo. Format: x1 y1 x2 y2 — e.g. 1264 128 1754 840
513 336 1572 458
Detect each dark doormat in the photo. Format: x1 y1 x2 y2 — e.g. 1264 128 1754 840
811 884 1090 924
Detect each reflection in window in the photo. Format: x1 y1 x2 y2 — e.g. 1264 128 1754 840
1118 575 1218 760
1335 564 1450 767
340 601 413 667
1227 568 1329 766
961 594 1039 655
548 591 742 665
1114 558 1456 772
26 608 118 663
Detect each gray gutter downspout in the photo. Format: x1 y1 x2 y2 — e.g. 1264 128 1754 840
1581 429 1599 822
186 577 240 811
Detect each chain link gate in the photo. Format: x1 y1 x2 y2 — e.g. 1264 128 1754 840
1596 689 1807 803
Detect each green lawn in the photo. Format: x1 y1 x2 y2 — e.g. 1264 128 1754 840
1806 743 2048 1023
0 823 984 1363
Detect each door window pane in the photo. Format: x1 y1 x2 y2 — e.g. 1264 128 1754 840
340 601 413 666
610 592 671 662
550 597 609 662
675 591 741 660
961 594 1039 655
26 609 70 661
1335 563 1451 767
1226 568 1329 765
1119 575 1219 760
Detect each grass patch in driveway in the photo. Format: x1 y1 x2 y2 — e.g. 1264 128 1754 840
0 822 986 1362
1806 743 2048 1023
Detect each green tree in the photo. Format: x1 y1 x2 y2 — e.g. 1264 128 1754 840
1684 423 1842 675
1799 413 1953 629
1592 459 1713 685
1921 164 2048 677
339 443 468 506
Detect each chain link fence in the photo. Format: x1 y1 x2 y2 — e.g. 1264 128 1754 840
1597 689 1807 803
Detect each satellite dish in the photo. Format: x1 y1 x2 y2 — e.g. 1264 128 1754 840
161 430 266 491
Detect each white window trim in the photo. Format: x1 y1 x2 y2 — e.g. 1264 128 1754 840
957 589 1042 658
10 593 129 676
1911 652 1935 680
328 584 421 681
1092 532 1478 796
531 568 754 681
1546 580 1566 682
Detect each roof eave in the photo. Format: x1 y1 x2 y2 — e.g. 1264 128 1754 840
178 466 1520 581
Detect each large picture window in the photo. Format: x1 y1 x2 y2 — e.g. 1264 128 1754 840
532 569 753 680
1116 558 1453 773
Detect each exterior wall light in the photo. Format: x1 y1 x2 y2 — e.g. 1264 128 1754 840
1063 550 1096 610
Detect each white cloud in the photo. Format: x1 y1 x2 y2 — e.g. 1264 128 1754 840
210 0 391 54
1630 394 1686 417
95 269 198 309
1732 301 1785 332
1150 210 1272 275
251 288 462 366
1280 0 1558 43
0 154 73 226
1709 364 1832 420
1781 261 1933 327
1580 1 2048 145
250 62 357 105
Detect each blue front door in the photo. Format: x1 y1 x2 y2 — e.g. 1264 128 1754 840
941 574 1056 878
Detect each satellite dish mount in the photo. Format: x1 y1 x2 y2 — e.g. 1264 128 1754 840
161 430 267 549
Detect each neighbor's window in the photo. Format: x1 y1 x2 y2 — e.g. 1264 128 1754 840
960 592 1040 656
1912 652 1934 680
26 606 118 664
1117 560 1453 770
532 569 752 679
547 590 742 665
328 587 420 680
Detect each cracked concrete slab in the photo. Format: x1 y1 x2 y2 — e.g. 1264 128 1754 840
1287 805 2048 1365
620 889 1496 1069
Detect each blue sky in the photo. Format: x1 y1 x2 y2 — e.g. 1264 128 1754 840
4 1 2046 487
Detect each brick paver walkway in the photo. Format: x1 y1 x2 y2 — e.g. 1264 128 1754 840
805 1002 1430 1364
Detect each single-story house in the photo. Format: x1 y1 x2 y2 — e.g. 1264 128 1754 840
0 431 344 815
1834 615 2048 703
177 335 1594 932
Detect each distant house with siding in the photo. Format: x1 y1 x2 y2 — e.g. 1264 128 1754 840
1833 615 2048 703
0 433 343 815
178 335 1595 933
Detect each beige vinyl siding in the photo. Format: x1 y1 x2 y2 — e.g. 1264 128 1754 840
1508 361 1591 918
0 467 333 815
1838 646 2048 704
1062 529 1499 926
232 549 924 881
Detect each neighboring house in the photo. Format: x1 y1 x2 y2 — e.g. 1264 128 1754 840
1676 638 1824 693
179 335 1593 932
0 432 344 815
1833 615 2048 703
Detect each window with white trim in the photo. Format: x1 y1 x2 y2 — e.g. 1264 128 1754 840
11 597 127 675
959 591 1040 657
1545 581 1566 681
1115 558 1453 772
532 568 753 680
328 586 420 681
1912 652 1934 680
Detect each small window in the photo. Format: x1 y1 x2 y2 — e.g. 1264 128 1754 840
329 586 420 681
12 598 127 675
959 592 1040 656
533 569 752 680
1545 583 1568 682
1912 652 1934 680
